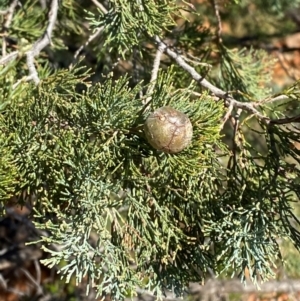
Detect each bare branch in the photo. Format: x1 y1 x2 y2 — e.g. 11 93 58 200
232 108 242 149
154 36 300 126
20 267 43 295
255 94 290 106
3 0 19 30
70 0 107 67
2 0 19 56
25 0 58 85
149 46 164 88
70 27 103 67
0 50 18 65
154 36 269 122
12 75 33 89
0 273 7 289
90 0 108 13
144 42 165 105
269 114 300 125
220 102 234 130
211 0 222 43
34 259 41 285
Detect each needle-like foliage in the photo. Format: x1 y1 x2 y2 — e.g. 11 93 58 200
1 0 300 300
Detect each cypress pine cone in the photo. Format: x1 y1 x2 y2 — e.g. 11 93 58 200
144 106 193 154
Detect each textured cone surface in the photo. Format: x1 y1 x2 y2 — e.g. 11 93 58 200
144 106 193 153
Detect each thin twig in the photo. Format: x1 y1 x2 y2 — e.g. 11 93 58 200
185 53 213 69
90 0 108 13
34 259 41 285
232 108 242 144
20 267 44 295
0 274 7 289
70 27 103 67
2 0 19 56
70 0 108 67
144 40 165 105
255 94 289 106
6 287 25 296
154 36 269 122
211 0 222 43
0 50 18 65
269 114 300 125
228 108 242 169
220 102 234 130
3 0 19 29
25 0 58 85
154 36 300 126
12 77 27 89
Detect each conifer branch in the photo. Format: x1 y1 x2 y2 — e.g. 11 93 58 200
70 0 107 67
144 45 165 105
25 0 58 84
154 36 300 126
154 36 268 121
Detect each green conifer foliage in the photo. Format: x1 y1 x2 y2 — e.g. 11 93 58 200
1 0 300 299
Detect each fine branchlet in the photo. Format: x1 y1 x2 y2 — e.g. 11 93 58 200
25 0 58 84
